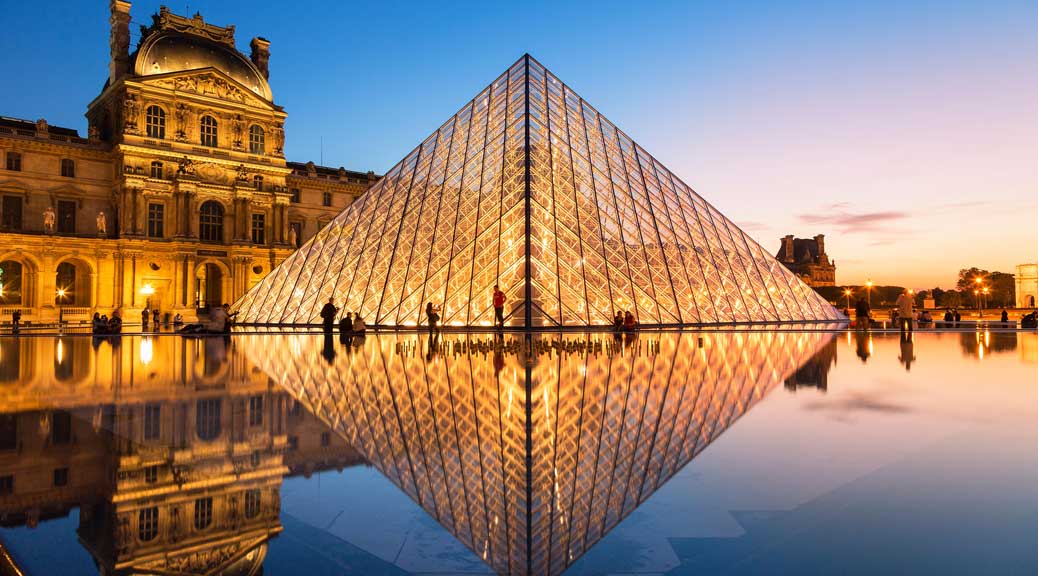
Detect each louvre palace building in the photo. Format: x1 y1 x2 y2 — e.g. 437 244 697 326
0 2 377 324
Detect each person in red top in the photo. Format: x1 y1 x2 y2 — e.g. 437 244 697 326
493 284 506 328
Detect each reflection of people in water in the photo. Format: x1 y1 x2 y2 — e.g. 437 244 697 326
322 334 337 365
493 347 504 378
425 332 440 362
854 330 871 363
899 332 916 371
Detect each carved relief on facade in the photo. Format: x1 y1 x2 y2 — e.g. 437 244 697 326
149 7 237 48
149 73 257 106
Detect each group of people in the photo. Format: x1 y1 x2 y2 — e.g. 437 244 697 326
319 299 367 336
612 310 640 331
139 308 185 330
91 311 123 334
1022 310 1038 329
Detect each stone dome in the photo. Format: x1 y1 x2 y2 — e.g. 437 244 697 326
134 31 272 102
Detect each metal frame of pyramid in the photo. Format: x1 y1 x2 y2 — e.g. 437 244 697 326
233 55 842 328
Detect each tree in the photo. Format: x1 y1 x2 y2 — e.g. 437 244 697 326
956 267 1015 308
941 290 962 308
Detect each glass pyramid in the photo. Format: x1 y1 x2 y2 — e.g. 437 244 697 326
241 331 836 574
234 55 841 327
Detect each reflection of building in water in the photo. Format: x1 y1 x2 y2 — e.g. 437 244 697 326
785 338 837 392
958 331 1018 359
1021 333 1038 364
0 335 362 575
243 331 833 575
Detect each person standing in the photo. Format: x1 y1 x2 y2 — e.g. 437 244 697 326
854 298 870 330
895 290 914 333
11 309 20 333
152 309 160 330
425 302 440 336
339 311 354 335
319 298 338 333
141 309 150 330
492 285 506 329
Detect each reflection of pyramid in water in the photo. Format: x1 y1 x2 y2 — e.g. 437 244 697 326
234 55 841 327
242 331 835 575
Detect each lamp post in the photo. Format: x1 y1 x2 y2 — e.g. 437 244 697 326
983 286 989 314
844 288 853 311
57 288 67 328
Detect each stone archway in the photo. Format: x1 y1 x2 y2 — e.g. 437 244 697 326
53 257 94 308
0 253 41 314
194 259 232 310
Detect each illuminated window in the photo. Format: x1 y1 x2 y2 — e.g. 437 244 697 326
199 115 218 147
194 497 212 531
146 106 165 139
199 201 224 243
249 125 265 154
139 507 158 541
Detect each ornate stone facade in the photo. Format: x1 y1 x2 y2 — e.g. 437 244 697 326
0 3 377 324
776 234 837 287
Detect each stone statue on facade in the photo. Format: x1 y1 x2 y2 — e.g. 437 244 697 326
273 122 285 156
97 211 107 237
43 206 56 234
35 118 49 136
123 94 140 134
88 125 101 143
235 164 249 182
288 225 297 247
174 102 188 141
232 114 245 150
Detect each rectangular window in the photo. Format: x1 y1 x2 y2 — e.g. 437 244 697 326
139 507 159 541
290 188 300 203
144 465 158 484
321 431 331 447
322 192 332 207
289 222 302 248
248 395 263 427
147 203 164 238
251 213 265 245
245 489 261 519
51 410 72 445
144 403 161 440
0 475 12 495
57 200 76 234
194 497 213 531
1 195 21 231
53 467 69 487
60 159 75 178
150 161 164 179
5 152 21 171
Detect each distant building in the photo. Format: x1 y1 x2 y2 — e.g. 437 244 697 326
776 234 836 287
1017 263 1037 308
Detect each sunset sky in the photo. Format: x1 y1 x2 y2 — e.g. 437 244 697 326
2 0 1034 289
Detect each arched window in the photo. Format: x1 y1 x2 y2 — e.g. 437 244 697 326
199 201 224 243
199 115 218 147
146 106 165 139
249 125 265 154
253 175 263 190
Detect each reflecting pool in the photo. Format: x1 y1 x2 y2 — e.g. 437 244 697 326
0 330 1035 575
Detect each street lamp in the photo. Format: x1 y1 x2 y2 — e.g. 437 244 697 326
57 288 67 327
844 288 853 311
865 280 873 308
983 286 990 313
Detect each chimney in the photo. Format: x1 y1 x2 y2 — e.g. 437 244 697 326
250 37 271 79
109 1 132 83
782 235 795 262
814 234 826 257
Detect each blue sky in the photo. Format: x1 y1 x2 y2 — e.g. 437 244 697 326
1 0 1035 287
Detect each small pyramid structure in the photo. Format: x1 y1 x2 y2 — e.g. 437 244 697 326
233 55 841 327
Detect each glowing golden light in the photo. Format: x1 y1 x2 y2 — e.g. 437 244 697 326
140 337 154 365
56 288 66 298
56 338 64 364
140 283 156 296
